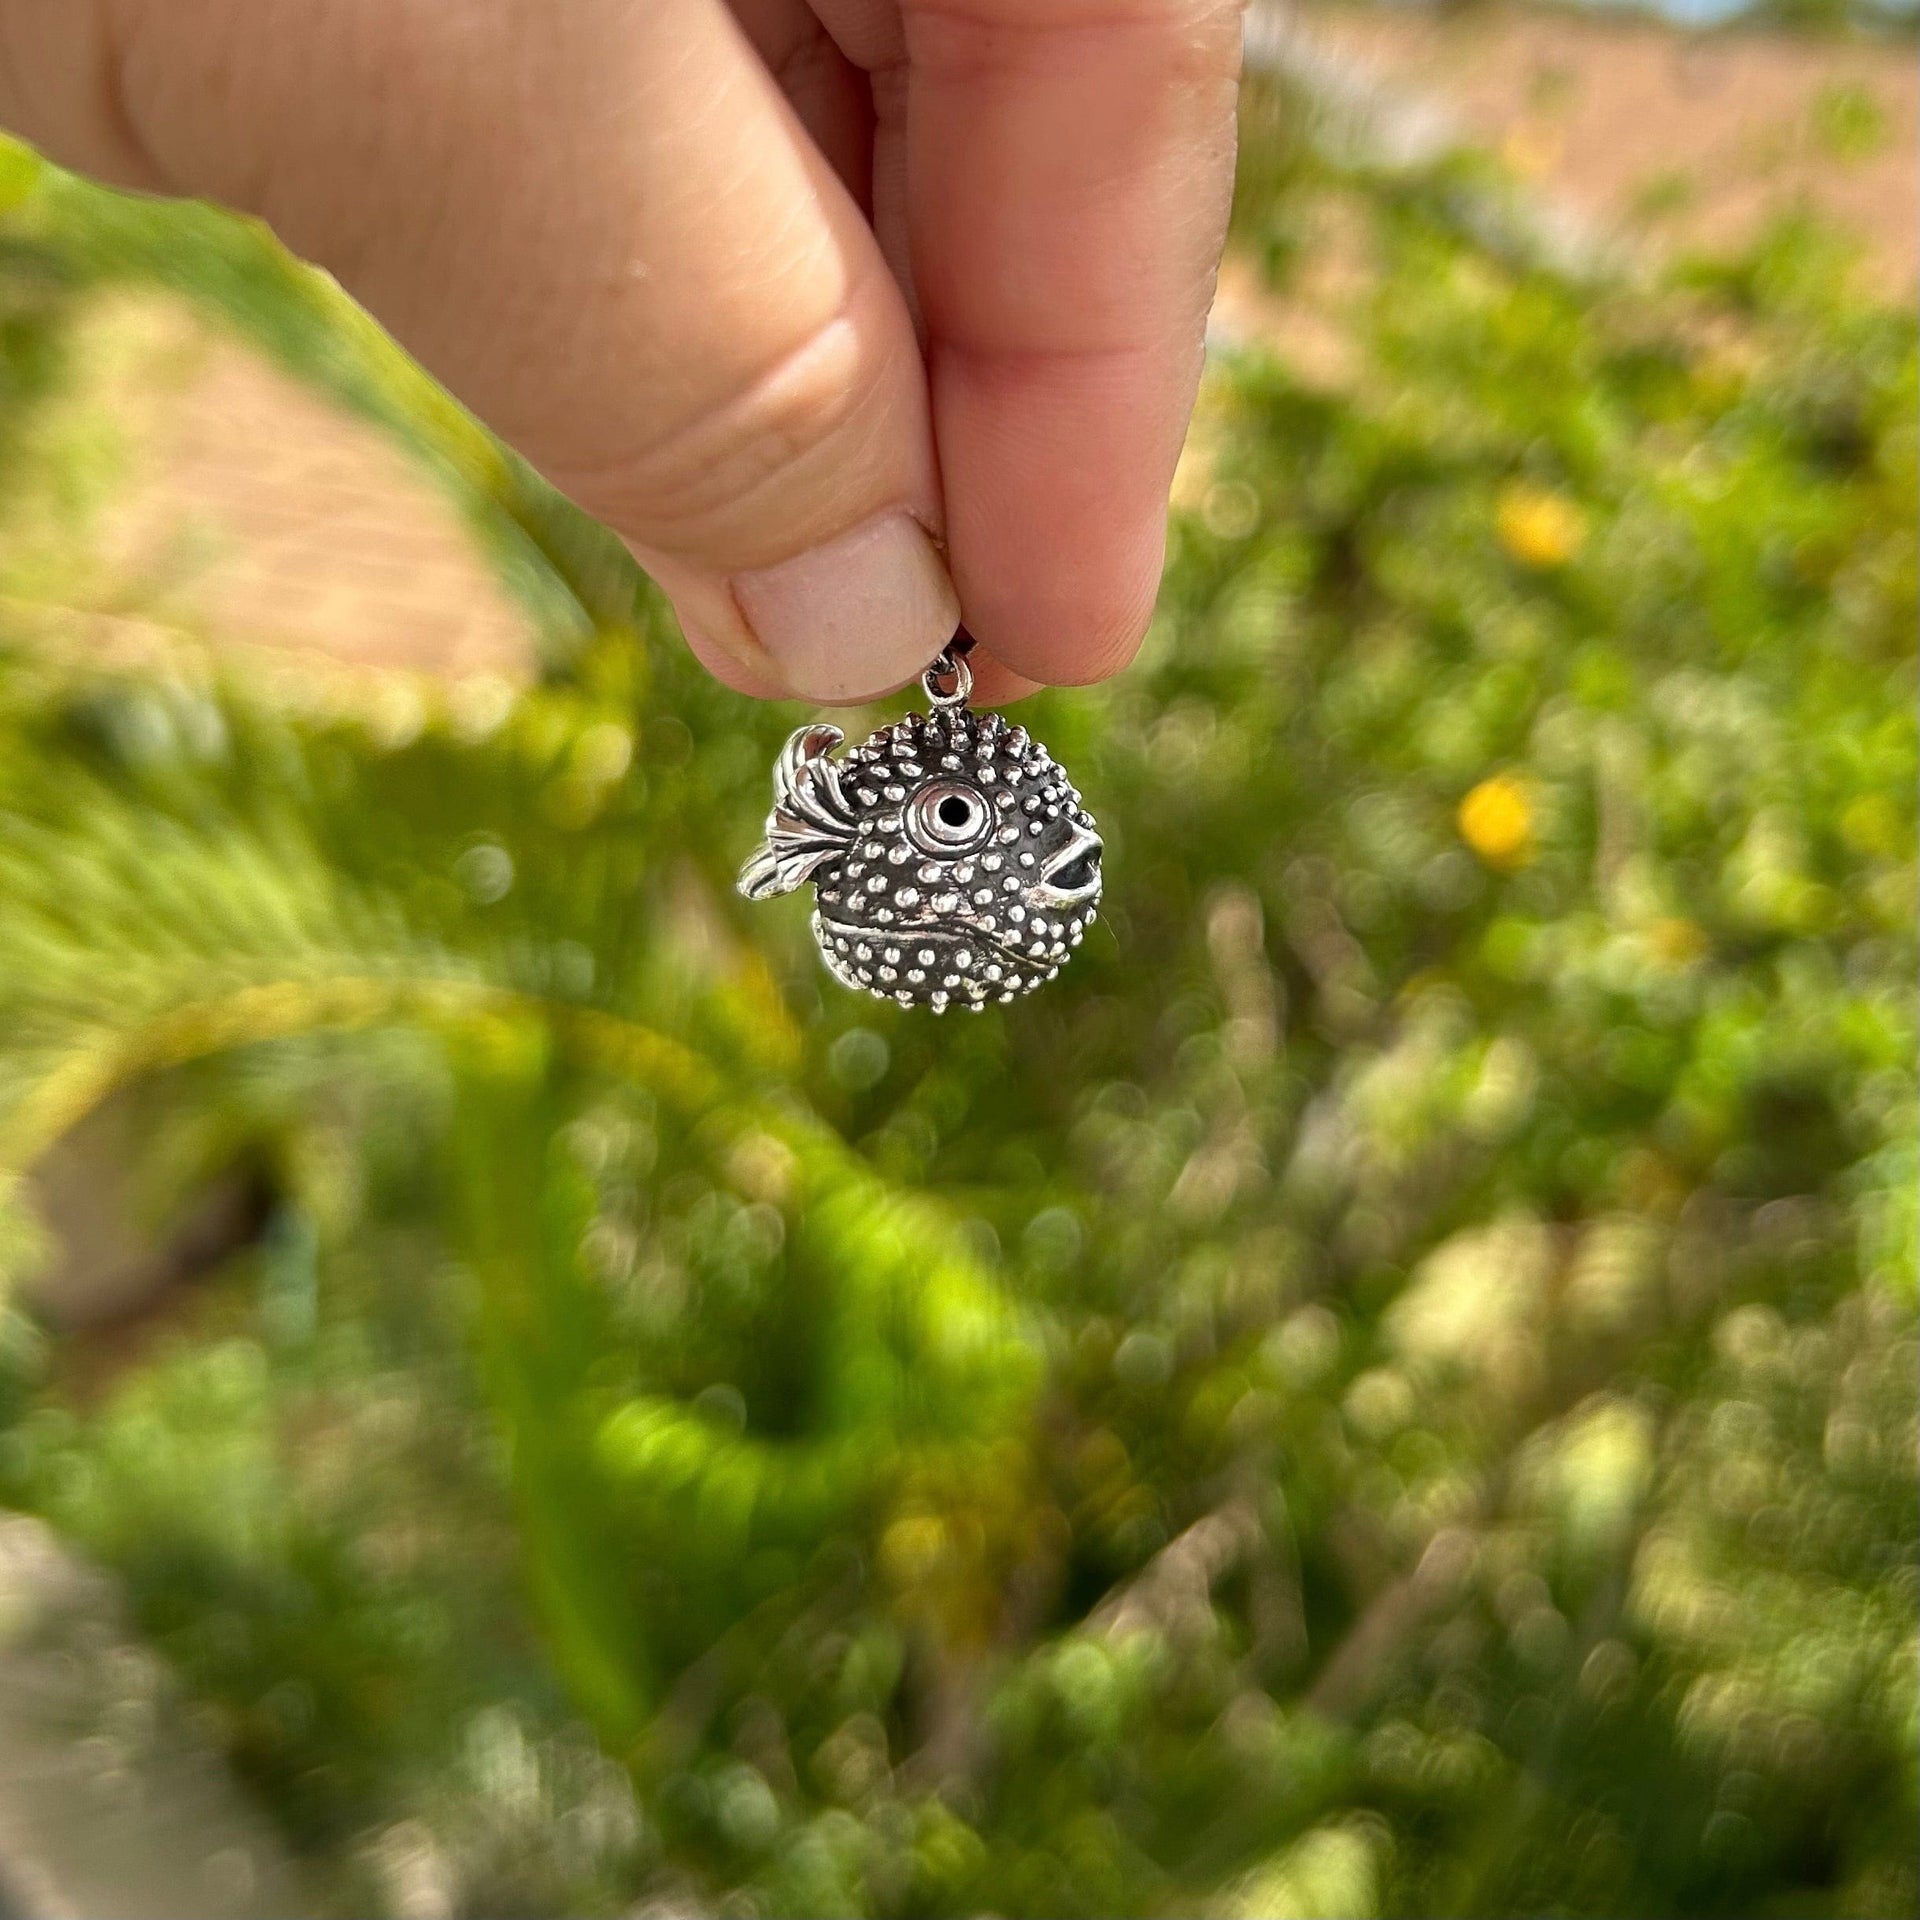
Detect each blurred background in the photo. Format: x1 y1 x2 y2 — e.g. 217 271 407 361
0 1 1913 1914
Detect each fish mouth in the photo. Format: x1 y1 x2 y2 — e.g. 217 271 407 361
1035 824 1103 905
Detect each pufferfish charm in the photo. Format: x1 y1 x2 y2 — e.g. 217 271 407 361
738 644 1102 1011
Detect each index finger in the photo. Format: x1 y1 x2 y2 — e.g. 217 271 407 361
901 0 1242 686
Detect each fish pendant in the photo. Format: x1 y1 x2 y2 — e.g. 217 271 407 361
738 642 1103 1011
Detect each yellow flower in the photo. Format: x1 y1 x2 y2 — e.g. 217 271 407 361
1496 484 1587 569
1647 917 1709 968
878 1513 951 1586
1459 775 1536 869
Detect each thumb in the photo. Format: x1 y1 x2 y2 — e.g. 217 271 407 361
0 0 957 703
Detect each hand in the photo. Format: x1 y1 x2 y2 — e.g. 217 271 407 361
0 0 1241 705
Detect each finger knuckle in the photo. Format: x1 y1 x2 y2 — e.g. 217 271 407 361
554 295 901 559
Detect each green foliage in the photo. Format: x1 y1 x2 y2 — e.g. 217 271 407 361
0 92 1914 1920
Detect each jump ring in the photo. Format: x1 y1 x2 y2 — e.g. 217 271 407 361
923 645 972 709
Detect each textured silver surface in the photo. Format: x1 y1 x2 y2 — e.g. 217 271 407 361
739 700 1102 1011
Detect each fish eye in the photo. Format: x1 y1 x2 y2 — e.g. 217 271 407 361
907 781 992 855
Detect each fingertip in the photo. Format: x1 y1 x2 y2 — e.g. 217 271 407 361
962 651 1044 707
628 544 784 701
731 511 961 704
953 517 1164 690
678 619 793 701
931 340 1178 689
649 545 941 709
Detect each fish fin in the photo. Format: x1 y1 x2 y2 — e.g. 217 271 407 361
737 724 858 900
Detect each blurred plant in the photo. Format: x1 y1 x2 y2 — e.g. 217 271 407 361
0 62 1913 1920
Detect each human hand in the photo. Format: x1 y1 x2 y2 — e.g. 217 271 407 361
1 0 1241 705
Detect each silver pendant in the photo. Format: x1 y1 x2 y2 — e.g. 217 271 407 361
738 644 1103 1011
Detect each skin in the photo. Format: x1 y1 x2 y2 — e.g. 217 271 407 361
0 0 1243 707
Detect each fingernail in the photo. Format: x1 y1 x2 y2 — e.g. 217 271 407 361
732 513 960 703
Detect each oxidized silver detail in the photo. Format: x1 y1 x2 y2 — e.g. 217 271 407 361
738 648 1102 1011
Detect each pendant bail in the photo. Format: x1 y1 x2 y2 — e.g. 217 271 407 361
923 627 975 709
923 648 971 710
